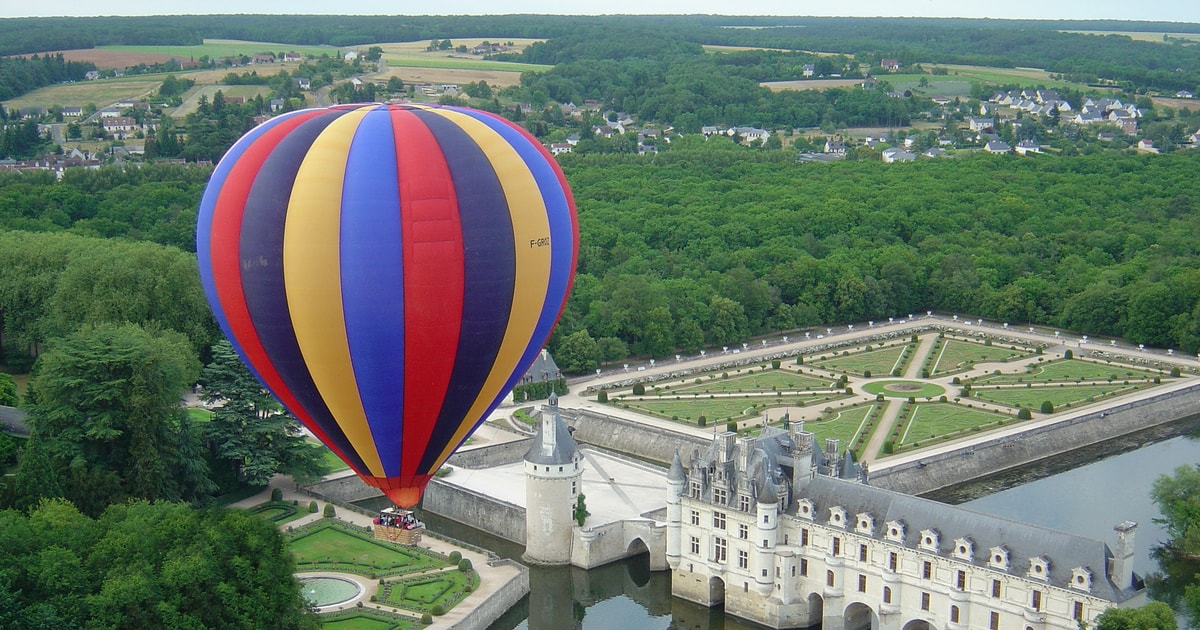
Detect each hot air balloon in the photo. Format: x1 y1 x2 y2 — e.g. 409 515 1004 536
196 103 578 507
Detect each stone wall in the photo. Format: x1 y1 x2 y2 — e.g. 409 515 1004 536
304 471 385 504
561 408 708 466
448 559 530 630
448 438 531 469
422 477 527 544
870 382 1200 496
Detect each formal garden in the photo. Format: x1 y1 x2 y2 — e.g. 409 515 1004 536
596 331 1194 461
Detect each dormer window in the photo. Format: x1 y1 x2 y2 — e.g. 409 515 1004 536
1027 555 1051 581
885 520 906 543
797 498 814 520
1070 567 1093 592
856 513 875 536
829 506 847 528
953 537 975 561
918 529 940 553
988 546 1010 571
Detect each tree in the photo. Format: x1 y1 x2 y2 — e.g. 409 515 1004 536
1089 601 1177 630
555 329 599 374
1147 464 1200 626
0 499 320 628
0 373 16 406
200 340 328 487
573 493 589 526
20 323 212 514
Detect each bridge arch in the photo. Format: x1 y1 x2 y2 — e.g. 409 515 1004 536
844 600 879 630
707 575 726 606
901 619 936 630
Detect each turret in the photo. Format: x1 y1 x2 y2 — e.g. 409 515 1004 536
523 393 583 565
754 479 779 595
666 450 686 569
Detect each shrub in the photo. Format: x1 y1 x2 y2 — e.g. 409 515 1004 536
698 416 707 427
1064 349 1074 359
939 396 947 402
270 487 283 501
952 376 960 384
863 369 872 378
984 338 993 346
323 503 336 518
422 613 433 625
796 356 803 365
772 359 781 369
883 440 894 454
891 369 901 377
632 383 645 395
432 604 445 616
920 368 929 378
458 558 473 571
448 551 462 563
876 394 885 402
1040 400 1054 414
597 390 608 403
309 501 319 513
1171 367 1181 377
726 420 738 433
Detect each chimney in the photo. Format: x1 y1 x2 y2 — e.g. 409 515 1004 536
1110 521 1137 590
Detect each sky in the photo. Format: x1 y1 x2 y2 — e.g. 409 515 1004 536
3 1 1199 23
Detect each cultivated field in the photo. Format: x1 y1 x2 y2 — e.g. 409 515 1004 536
1062 30 1200 43
3 77 163 110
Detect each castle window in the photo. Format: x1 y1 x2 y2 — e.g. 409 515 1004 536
953 537 975 561
690 537 699 554
572 481 577 495
888 552 898 572
885 519 906 543
690 510 700 525
990 612 1000 630
739 494 751 511
856 513 874 535
690 482 701 499
763 513 770 524
1073 601 1084 621
714 487 727 505
919 528 940 553
559 466 563 472
883 586 892 603
991 579 1001 598
791 565 796 577
956 569 966 590
989 545 1010 571
950 605 960 623
857 574 867 592
801 528 809 547
738 550 748 569
1027 555 1050 581
1070 567 1094 592
832 537 841 556
829 506 846 527
922 561 932 579
714 537 727 562
798 499 814 519
739 524 748 539
800 558 808 576
1031 589 1042 611
713 511 726 530
826 571 835 587
920 592 930 611
859 543 868 562
783 533 789 545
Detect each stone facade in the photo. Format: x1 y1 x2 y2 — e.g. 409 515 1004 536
523 394 583 564
667 426 1143 630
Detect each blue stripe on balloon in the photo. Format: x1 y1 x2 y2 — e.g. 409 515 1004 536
410 108 515 474
198 109 314 347
239 108 369 474
340 106 407 478
448 107 576 399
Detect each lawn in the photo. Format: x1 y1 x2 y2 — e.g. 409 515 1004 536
804 403 880 453
668 369 830 394
927 338 1032 375
289 522 442 576
811 343 912 377
861 380 946 399
379 569 478 613
316 443 351 473
619 395 824 423
248 500 305 525
185 407 213 423
318 609 421 629
895 402 1012 447
972 383 1144 410
974 358 1161 384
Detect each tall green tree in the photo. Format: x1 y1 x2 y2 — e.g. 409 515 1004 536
200 340 328 487
0 372 16 406
1088 601 1177 630
20 323 213 514
1146 464 1200 627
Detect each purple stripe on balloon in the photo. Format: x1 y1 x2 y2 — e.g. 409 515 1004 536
340 106 407 478
239 108 368 474
409 108 515 474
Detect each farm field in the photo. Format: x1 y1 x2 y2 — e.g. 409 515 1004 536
764 63 1082 94
1062 30 1200 43
172 84 274 117
4 76 163 110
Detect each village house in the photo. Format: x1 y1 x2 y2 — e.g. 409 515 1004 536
283 51 303 62
985 140 1012 154
880 58 900 72
881 147 916 163
803 64 815 77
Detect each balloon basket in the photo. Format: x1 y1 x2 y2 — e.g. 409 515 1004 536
373 507 423 546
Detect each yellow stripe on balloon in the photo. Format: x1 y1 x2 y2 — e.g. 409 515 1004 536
419 106 552 466
283 106 385 477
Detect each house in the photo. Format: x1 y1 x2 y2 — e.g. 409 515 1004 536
968 118 994 132
802 64 815 77
252 53 276 64
101 116 140 139
880 58 900 72
294 77 311 90
1097 132 1116 142
60 106 83 117
985 140 1012 154
269 98 285 112
930 96 951 106
938 135 955 146
344 51 358 61
1137 139 1158 153
1015 140 1042 155
593 125 618 138
881 147 916 163
728 127 771 143
922 147 948 158
823 139 846 154
701 126 723 137
549 143 573 155
1177 90 1194 99
283 51 302 62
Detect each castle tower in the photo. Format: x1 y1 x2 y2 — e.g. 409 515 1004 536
666 450 686 569
523 393 583 564
754 479 779 595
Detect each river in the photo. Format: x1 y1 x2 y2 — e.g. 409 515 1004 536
361 424 1200 629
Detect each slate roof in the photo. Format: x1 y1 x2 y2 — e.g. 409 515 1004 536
796 474 1137 602
523 394 578 465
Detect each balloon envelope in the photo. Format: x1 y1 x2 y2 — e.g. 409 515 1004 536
196 103 578 506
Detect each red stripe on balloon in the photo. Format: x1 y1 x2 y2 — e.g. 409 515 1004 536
208 109 365 476
389 108 466 488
